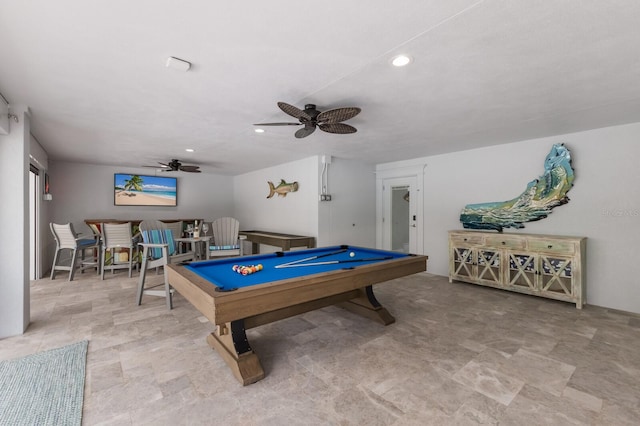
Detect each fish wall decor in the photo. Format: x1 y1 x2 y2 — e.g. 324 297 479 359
460 143 574 232
267 179 299 198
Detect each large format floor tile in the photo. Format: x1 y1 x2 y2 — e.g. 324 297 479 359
1 271 639 425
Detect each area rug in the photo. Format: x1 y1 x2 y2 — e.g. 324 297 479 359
0 340 88 426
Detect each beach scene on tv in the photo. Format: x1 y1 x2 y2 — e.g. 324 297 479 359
114 174 177 206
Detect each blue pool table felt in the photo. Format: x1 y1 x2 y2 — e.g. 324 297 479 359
185 245 409 291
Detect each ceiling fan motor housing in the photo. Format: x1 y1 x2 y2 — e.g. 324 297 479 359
301 105 319 123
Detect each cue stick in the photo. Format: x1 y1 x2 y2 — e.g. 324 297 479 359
275 256 393 268
275 248 348 268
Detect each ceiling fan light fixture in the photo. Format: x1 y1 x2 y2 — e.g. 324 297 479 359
254 128 265 133
391 54 412 67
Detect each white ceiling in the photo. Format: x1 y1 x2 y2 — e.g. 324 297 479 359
2 1 640 175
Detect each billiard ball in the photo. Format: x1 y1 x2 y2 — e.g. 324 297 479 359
349 252 355 257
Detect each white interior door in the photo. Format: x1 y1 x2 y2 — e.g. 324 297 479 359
382 176 417 253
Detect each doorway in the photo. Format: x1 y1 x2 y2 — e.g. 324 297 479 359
382 176 417 253
392 185 410 252
29 165 40 280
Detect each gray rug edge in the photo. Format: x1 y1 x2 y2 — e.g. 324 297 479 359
0 340 89 426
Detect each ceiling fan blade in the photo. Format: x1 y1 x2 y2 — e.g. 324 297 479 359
295 126 316 138
317 107 361 124
179 165 201 173
253 122 302 126
318 123 357 134
278 102 312 122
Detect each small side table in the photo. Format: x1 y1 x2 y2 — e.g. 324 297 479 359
174 236 211 260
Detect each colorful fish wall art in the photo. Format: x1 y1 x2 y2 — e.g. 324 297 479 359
459 143 574 232
267 179 299 198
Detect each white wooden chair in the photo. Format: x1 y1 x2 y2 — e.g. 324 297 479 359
137 220 195 309
100 222 137 279
209 217 244 258
50 222 101 281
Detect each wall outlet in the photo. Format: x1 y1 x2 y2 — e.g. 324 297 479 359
319 194 332 201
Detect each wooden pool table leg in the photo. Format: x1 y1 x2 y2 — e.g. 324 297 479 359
339 285 396 325
206 320 265 386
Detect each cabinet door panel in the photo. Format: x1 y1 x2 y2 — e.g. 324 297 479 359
539 255 574 297
452 247 475 278
507 253 536 290
477 249 501 284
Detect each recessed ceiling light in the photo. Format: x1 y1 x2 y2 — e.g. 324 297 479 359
391 55 412 67
254 128 265 133
185 148 195 152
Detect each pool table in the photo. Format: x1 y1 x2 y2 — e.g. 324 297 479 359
238 230 316 253
166 245 428 385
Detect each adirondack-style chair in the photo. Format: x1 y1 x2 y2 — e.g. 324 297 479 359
209 217 244 258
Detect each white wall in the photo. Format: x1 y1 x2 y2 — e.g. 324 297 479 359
0 100 8 134
379 122 640 314
234 156 376 251
47 161 235 265
317 157 376 248
234 156 320 241
47 156 377 268
0 106 30 338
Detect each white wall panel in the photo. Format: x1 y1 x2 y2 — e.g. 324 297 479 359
378 122 640 314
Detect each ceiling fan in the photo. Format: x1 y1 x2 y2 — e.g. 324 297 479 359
143 159 201 173
254 102 361 138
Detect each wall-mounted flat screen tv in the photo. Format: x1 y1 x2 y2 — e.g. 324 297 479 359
114 174 177 206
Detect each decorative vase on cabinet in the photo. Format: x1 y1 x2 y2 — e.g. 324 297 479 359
449 230 586 308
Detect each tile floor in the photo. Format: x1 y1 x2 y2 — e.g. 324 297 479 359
1 271 640 425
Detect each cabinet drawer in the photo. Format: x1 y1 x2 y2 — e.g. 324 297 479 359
484 235 526 250
450 233 484 245
528 239 576 254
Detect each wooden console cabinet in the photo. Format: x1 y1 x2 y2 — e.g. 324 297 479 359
449 230 586 308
